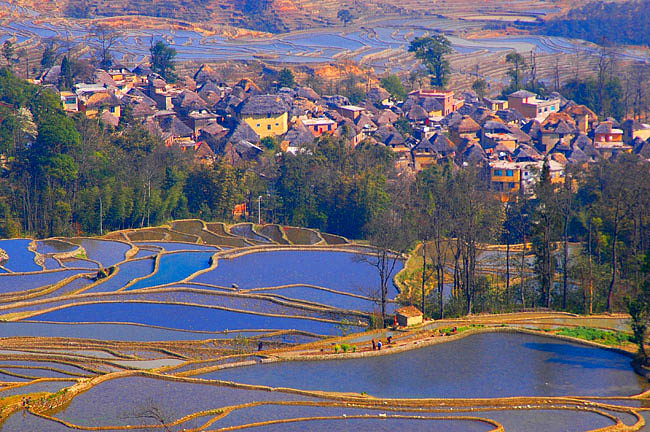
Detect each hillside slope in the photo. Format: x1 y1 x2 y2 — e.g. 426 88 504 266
9 0 575 33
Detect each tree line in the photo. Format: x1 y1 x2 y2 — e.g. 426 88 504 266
1 67 650 329
365 157 650 327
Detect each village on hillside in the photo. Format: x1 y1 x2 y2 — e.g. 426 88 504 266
27 59 650 208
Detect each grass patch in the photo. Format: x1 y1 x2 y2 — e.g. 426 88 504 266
437 324 484 335
554 326 632 346
333 343 356 353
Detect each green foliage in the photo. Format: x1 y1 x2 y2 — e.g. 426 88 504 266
275 136 394 239
60 56 74 90
555 326 632 346
536 0 650 47
260 136 279 151
408 35 453 88
333 343 355 353
276 68 296 89
150 41 177 83
471 78 488 98
2 41 15 66
380 75 407 100
41 44 56 69
561 76 624 119
627 282 650 363
505 51 526 90
337 9 354 26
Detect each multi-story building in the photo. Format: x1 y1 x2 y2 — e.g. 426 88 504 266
408 89 464 116
238 95 289 138
489 160 564 202
507 90 561 122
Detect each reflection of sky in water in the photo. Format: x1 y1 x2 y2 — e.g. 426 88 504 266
28 302 353 334
6 13 650 67
213 332 647 398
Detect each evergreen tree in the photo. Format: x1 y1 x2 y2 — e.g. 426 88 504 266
150 41 177 83
408 35 453 88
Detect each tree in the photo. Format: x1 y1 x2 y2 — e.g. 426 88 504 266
60 56 74 90
471 78 488 98
414 164 453 318
380 75 407 100
2 41 15 67
360 206 413 327
505 51 527 91
408 35 453 88
260 136 278 151
150 41 177 83
41 43 56 69
449 168 502 314
337 9 353 26
557 167 575 310
91 25 122 70
531 159 561 308
276 68 296 89
628 283 650 365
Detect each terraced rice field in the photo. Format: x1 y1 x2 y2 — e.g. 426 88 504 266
0 219 647 431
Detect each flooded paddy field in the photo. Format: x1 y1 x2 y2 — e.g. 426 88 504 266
4 7 650 73
0 220 647 431
209 332 648 398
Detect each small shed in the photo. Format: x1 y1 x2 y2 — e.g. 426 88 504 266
396 306 423 327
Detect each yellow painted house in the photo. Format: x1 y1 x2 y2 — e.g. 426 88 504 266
239 95 289 138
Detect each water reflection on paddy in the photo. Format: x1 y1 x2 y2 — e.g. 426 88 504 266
0 239 40 273
0 270 91 292
218 406 614 432
0 321 271 341
54 376 315 428
77 239 130 267
193 250 402 296
210 332 647 398
85 259 155 292
27 302 355 335
127 252 213 290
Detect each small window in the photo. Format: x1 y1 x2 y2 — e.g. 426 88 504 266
494 169 502 176
506 170 514 176
267 124 272 130
257 124 261 127
509 182 516 189
551 106 556 111
275 123 279 126
524 171 529 176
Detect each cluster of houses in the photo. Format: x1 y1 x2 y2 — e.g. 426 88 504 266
38 63 650 202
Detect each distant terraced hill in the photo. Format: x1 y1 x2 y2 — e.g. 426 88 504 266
7 0 585 33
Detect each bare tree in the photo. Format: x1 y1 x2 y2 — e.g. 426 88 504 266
124 399 174 432
359 178 414 327
90 24 122 70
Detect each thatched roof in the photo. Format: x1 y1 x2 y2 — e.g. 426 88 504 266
238 95 290 116
193 64 221 84
451 115 481 133
509 89 536 98
285 122 315 147
396 306 422 317
229 122 260 143
367 86 391 104
296 87 321 101
159 116 194 138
